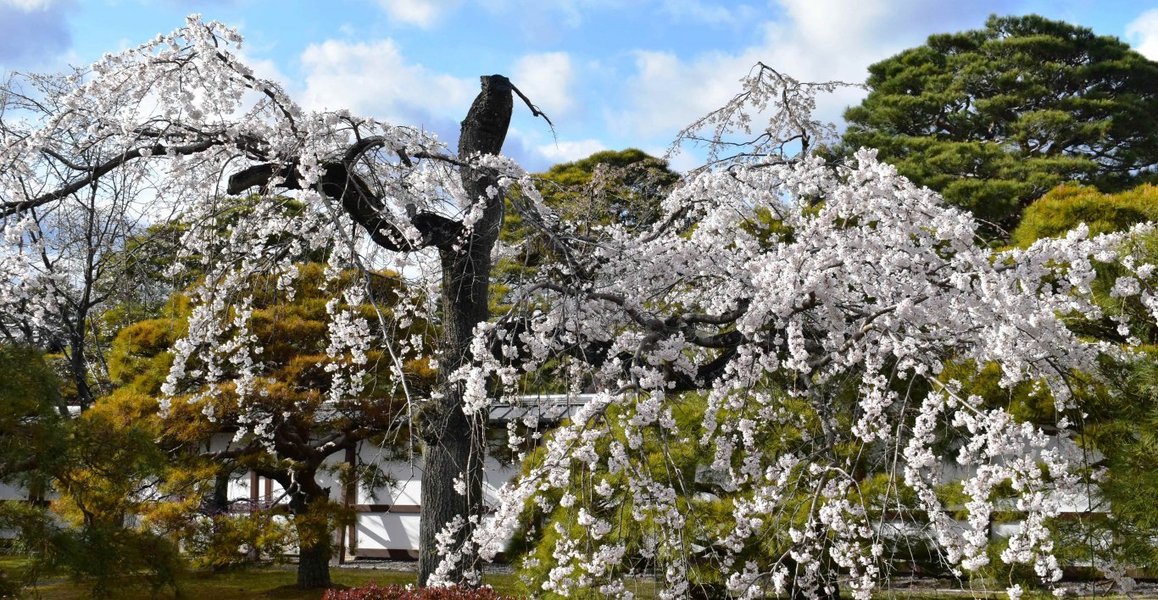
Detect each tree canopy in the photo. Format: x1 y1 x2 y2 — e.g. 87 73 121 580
531 148 678 231
0 346 62 484
495 148 678 309
0 18 1155 600
1011 184 1158 575
1012 183 1158 247
112 261 428 587
841 15 1158 238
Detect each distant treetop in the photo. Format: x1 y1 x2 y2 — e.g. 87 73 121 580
842 14 1158 239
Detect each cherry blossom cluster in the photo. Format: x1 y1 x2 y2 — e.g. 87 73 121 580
3 16 1155 600
452 148 1155 598
0 216 57 341
0 17 452 447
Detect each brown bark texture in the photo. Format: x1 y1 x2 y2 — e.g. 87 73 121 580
416 74 512 586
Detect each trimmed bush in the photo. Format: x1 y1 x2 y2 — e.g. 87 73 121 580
1011 183 1158 247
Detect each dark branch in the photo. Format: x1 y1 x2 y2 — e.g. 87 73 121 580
226 162 290 194
510 82 555 130
226 159 464 252
2 139 221 219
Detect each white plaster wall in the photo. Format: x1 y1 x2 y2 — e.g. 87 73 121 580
349 455 521 554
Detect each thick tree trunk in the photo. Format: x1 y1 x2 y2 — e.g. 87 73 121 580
208 468 231 514
287 476 333 589
221 74 515 588
417 75 512 586
296 533 333 590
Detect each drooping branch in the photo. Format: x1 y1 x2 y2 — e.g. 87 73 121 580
321 162 462 251
488 282 753 393
1 139 222 218
225 162 286 195
510 82 554 131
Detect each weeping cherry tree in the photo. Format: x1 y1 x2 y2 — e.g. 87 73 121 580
0 17 536 587
0 20 1155 598
449 65 1158 599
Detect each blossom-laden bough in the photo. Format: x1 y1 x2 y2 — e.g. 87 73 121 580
450 65 1157 598
0 18 1154 599
0 16 547 587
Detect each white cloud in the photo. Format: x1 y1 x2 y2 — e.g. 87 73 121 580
476 0 632 42
298 38 476 126
613 49 745 137
0 0 53 9
1126 8 1158 60
536 138 605 163
660 0 755 27
478 0 594 28
235 46 289 89
771 0 899 72
377 0 460 28
612 0 1006 139
512 52 576 116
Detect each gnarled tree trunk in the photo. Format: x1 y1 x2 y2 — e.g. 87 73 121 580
416 75 512 586
224 74 516 588
295 531 333 590
286 473 333 589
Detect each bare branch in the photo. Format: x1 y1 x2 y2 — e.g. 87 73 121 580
2 139 222 218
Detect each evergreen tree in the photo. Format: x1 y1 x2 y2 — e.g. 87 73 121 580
842 15 1158 238
108 262 433 587
496 149 678 306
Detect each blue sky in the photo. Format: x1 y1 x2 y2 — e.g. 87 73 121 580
3 0 1157 172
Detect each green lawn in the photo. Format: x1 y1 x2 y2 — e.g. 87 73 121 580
0 560 525 599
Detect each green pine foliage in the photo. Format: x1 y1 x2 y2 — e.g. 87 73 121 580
530 148 678 232
0 346 64 485
1075 348 1158 573
842 15 1158 239
510 394 723 597
510 383 967 596
101 261 433 587
0 346 188 599
496 149 678 299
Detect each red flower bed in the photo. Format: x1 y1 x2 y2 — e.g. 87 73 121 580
323 583 515 600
